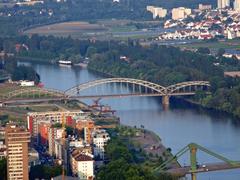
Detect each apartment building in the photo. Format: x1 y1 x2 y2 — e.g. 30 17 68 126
5 124 30 180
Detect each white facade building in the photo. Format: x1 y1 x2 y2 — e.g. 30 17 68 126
146 6 167 19
71 153 94 180
234 0 240 11
218 0 230 9
92 129 110 160
172 7 191 20
48 127 63 156
20 80 35 87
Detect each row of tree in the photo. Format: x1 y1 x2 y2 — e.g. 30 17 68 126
0 56 40 83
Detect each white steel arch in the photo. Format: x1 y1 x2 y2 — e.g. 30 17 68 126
4 87 66 100
1 79 211 101
65 78 167 96
166 81 210 94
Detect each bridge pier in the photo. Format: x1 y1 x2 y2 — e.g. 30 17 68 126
191 173 197 180
162 95 170 106
190 144 197 180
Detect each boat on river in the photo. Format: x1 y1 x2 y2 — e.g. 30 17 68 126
58 60 72 65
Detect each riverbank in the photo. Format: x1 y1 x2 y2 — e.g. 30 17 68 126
103 124 180 179
174 97 240 121
126 126 180 169
16 56 54 63
17 56 89 68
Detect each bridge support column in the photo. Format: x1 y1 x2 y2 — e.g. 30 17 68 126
162 95 170 106
190 144 197 180
191 173 197 180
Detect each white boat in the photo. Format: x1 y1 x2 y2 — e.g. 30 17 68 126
58 60 72 65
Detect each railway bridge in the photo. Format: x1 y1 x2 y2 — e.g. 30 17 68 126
0 78 211 106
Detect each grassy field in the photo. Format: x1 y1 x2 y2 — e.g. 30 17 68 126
0 83 24 97
23 20 160 40
24 21 107 37
175 39 240 52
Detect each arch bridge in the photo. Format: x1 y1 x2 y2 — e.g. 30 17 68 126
0 87 66 102
65 78 211 105
0 78 210 105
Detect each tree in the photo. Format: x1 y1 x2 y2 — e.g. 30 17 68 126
4 57 17 74
225 17 233 25
11 66 40 84
217 48 225 57
106 138 133 163
65 126 74 136
0 158 7 180
29 165 62 180
210 23 222 31
86 46 97 58
197 47 210 54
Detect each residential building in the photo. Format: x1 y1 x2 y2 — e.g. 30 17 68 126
76 120 95 144
66 116 76 128
218 0 230 9
0 128 6 160
69 138 85 148
5 124 30 180
54 138 69 168
38 122 50 145
71 146 92 156
224 71 240 77
70 152 94 180
234 0 240 11
172 7 191 20
198 4 212 11
27 111 88 139
54 139 63 160
92 129 110 160
146 6 167 19
29 148 40 167
0 141 6 160
48 126 63 156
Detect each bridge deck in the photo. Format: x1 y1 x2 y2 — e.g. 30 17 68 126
167 162 240 176
1 92 202 105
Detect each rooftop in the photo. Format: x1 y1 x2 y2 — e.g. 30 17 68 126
73 153 93 162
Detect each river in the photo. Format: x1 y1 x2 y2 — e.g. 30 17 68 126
22 61 240 180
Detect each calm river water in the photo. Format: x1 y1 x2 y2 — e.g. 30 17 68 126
22 62 240 180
